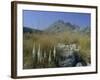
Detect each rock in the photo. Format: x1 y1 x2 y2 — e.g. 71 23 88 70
76 62 83 67
55 43 87 67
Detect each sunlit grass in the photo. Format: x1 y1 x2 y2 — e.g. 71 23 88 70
23 31 90 69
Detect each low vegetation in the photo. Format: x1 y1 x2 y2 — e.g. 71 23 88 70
23 31 90 69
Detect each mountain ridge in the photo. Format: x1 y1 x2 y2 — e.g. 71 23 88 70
23 20 90 34
45 20 81 33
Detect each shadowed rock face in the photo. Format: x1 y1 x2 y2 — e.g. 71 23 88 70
55 43 87 67
56 50 76 67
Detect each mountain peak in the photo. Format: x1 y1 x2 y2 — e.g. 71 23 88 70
45 20 78 33
55 20 65 24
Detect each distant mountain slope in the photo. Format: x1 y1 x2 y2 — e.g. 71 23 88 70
23 20 90 35
76 26 90 36
23 27 43 33
23 27 33 33
45 20 80 33
82 26 90 34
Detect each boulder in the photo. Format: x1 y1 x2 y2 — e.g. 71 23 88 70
55 43 87 67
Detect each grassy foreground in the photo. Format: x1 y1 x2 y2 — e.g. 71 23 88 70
23 31 90 69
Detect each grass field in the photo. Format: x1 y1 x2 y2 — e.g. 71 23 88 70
23 31 90 69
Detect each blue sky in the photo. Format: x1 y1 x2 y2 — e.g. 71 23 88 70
23 10 91 30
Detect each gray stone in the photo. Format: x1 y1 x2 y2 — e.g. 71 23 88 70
76 62 83 67
55 43 87 67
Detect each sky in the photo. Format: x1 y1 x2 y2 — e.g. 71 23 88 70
23 10 91 30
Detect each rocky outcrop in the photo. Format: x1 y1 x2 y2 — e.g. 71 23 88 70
55 43 87 67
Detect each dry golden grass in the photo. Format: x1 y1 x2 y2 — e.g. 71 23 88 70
23 31 90 69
